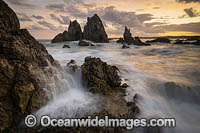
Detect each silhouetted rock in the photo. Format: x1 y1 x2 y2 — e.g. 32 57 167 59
51 20 82 43
68 20 83 41
146 37 170 43
0 0 57 131
174 39 200 45
123 26 134 44
63 45 70 48
83 14 109 43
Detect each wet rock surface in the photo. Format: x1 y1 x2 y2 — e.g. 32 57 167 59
78 40 92 46
63 44 70 48
174 39 200 45
0 0 56 131
51 20 82 43
83 14 109 43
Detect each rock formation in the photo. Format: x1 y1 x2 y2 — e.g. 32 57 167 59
51 20 82 43
81 56 139 118
78 40 95 46
123 26 134 44
117 27 150 46
0 0 57 131
83 14 109 43
174 39 200 45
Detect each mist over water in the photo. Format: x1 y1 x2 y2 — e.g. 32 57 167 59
38 40 200 133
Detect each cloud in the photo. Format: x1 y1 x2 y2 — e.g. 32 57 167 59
46 4 65 12
38 21 57 30
184 8 200 17
5 0 37 8
176 0 200 3
50 14 70 25
101 6 153 28
27 25 46 31
17 13 32 22
32 15 44 20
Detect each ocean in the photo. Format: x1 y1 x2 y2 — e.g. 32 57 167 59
37 39 200 133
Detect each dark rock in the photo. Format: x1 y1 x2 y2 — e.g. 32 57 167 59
174 39 183 44
0 0 20 33
123 26 134 44
146 37 170 43
63 44 70 48
122 44 130 49
78 40 93 46
121 27 150 46
83 14 109 43
173 39 200 45
67 60 78 72
81 56 123 95
51 20 82 43
117 37 124 43
68 20 83 41
0 0 56 131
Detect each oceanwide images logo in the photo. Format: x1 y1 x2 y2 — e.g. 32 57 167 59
25 115 176 129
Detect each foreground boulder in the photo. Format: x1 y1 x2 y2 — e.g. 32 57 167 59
146 37 170 43
0 0 57 131
81 56 139 118
83 14 109 43
51 20 82 43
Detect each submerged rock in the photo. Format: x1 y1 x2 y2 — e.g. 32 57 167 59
146 37 170 43
78 40 92 46
0 0 56 131
51 20 82 43
83 14 109 43
63 44 70 48
117 37 124 43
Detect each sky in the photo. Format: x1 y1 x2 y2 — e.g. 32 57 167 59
5 0 200 39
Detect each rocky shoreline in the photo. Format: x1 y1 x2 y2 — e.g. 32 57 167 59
0 0 139 132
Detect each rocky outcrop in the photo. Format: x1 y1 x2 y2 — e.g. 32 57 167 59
146 37 170 43
81 56 139 120
51 20 82 43
122 44 130 49
123 26 134 44
83 14 109 43
117 27 150 46
81 57 123 95
0 0 56 131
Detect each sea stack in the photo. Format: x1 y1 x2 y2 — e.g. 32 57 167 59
123 26 134 44
83 14 109 43
51 20 82 43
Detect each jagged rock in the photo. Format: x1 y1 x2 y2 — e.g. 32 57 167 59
123 26 134 44
68 20 82 41
51 20 82 43
81 56 139 126
146 37 170 43
67 60 78 72
63 45 70 48
0 0 56 131
83 14 109 43
81 56 125 95
121 27 150 46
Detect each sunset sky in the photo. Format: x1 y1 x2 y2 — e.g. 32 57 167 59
5 0 200 39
